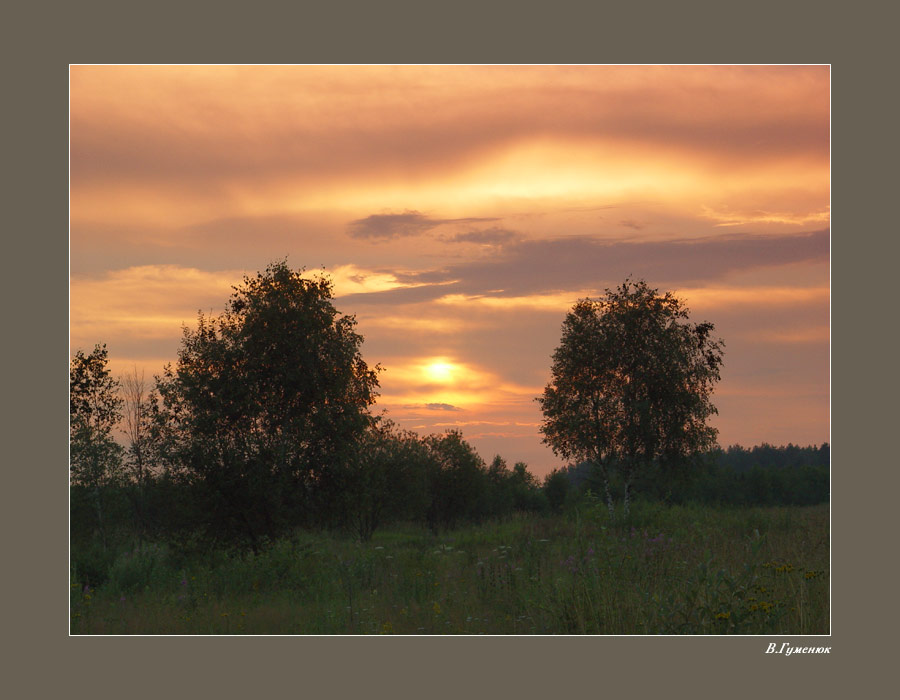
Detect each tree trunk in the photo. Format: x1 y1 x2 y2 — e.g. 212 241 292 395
93 485 107 551
604 477 615 519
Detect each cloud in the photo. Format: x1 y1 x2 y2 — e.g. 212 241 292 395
402 403 465 412
71 66 828 235
700 205 830 228
341 229 830 305
347 211 498 240
72 66 829 191
446 227 521 246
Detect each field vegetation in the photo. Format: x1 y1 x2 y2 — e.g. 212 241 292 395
71 500 828 635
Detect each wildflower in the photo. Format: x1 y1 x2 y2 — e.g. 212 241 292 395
715 612 730 620
433 602 441 615
381 621 393 634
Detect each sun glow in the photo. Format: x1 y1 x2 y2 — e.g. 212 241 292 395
423 360 457 384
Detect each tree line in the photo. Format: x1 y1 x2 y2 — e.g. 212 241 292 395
555 443 830 509
71 262 551 552
71 262 829 556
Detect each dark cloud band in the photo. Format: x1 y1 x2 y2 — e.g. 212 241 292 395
339 229 829 305
347 211 498 240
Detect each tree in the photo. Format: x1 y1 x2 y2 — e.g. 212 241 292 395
336 419 430 541
484 455 515 518
422 430 487 532
70 344 124 546
154 261 381 548
537 279 724 516
120 366 150 542
543 468 569 514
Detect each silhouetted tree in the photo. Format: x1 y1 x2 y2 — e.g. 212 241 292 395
423 430 487 532
154 261 381 548
484 455 515 518
336 419 430 541
509 461 545 512
120 366 151 542
70 344 124 547
543 468 570 513
537 279 724 516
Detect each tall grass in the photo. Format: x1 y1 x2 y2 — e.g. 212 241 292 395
70 503 828 634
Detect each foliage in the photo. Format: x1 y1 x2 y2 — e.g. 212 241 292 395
714 442 830 473
70 504 829 635
422 430 489 533
543 468 570 513
537 279 724 514
152 261 381 548
557 443 829 507
70 344 125 548
335 419 431 541
70 344 124 488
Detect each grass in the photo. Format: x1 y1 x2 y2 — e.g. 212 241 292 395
70 502 829 635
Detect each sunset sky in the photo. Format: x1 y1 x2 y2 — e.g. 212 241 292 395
69 65 830 477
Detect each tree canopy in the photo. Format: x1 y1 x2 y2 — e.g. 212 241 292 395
153 261 381 547
70 343 124 489
537 279 724 514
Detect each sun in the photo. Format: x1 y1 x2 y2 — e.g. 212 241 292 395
423 360 456 384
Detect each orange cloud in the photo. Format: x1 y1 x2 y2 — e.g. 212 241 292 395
71 65 828 232
676 285 830 309
70 66 830 471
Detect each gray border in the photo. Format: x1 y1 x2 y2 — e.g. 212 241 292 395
11 0 886 695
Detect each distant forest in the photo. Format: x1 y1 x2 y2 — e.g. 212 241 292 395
560 443 830 509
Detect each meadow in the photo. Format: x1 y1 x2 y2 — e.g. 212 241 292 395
70 501 828 635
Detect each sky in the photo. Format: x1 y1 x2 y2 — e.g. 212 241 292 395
69 65 830 477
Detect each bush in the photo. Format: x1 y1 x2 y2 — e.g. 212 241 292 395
106 543 176 595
